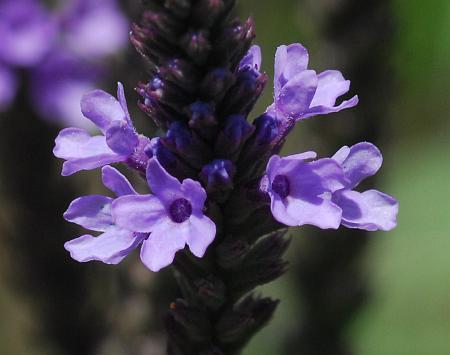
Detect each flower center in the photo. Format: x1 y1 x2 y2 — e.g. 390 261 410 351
271 175 290 199
169 198 192 223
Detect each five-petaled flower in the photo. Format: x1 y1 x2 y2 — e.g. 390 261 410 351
64 165 147 264
264 152 346 229
53 83 147 176
268 43 359 126
331 142 399 231
112 158 216 271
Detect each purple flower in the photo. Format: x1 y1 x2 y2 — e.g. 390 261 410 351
269 43 358 122
239 45 262 73
0 64 17 110
53 83 143 176
59 0 128 60
0 0 56 67
112 158 216 272
265 152 347 229
331 142 399 231
64 165 147 264
30 50 101 128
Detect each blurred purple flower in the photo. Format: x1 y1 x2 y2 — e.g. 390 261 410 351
268 43 358 124
0 0 56 67
30 50 101 128
112 158 216 272
53 83 143 176
64 165 147 264
0 64 18 110
0 0 128 126
265 152 346 229
59 0 128 60
331 142 399 231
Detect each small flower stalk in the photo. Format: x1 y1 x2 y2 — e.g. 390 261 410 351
54 1 399 353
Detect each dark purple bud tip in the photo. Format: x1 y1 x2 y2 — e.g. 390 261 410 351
145 137 177 167
181 30 211 65
254 113 279 146
169 198 192 223
223 115 254 144
271 175 290 199
200 67 234 101
188 102 217 128
192 0 226 28
215 115 254 159
200 159 235 189
163 121 192 152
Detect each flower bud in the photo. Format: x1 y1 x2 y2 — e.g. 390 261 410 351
191 0 226 28
194 276 227 310
169 299 211 342
236 113 279 182
162 121 212 169
180 30 212 66
130 22 173 63
213 17 255 68
200 67 235 102
159 58 200 94
215 115 254 160
145 138 196 179
216 295 279 345
187 101 218 140
200 159 235 202
220 64 267 115
137 85 180 129
164 0 192 19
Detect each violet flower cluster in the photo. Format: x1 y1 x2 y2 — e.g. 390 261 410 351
0 0 127 126
54 1 398 352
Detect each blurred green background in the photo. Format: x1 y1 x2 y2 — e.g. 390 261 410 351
1 0 449 354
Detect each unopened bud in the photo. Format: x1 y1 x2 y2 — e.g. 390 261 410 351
215 115 254 160
200 159 235 202
180 30 212 66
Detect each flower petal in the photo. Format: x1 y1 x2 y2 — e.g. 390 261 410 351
310 70 351 107
284 44 310 79
266 154 282 181
116 82 132 125
180 179 207 215
53 127 125 176
101 165 137 197
64 228 143 264
334 142 383 189
105 120 139 155
284 151 318 162
269 193 299 227
274 44 309 96
64 195 114 232
284 195 342 229
80 89 126 132
302 95 359 119
333 189 398 231
307 158 347 193
185 214 216 257
146 158 182 206
140 221 186 272
112 194 166 233
331 145 351 164
277 70 318 120
240 45 262 71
